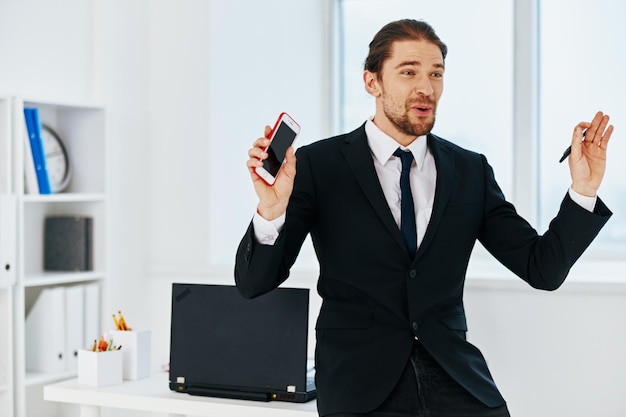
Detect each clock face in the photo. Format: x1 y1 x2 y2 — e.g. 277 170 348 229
41 125 71 192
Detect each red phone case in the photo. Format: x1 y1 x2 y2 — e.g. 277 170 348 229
255 112 298 185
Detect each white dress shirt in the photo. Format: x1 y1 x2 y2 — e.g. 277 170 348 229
364 118 435 248
252 119 596 245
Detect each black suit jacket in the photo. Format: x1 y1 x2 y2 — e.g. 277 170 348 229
235 124 611 416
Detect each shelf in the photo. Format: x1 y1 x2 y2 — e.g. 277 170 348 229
25 370 77 388
23 271 106 288
4 97 108 417
22 99 104 111
23 193 106 204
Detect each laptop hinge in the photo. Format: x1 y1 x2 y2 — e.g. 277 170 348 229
187 386 272 402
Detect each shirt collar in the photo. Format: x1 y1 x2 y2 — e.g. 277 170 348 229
365 117 428 169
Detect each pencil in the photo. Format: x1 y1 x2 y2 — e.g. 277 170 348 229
118 310 130 331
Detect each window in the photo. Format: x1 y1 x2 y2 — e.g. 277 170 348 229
539 0 626 249
336 0 626 268
337 0 515 197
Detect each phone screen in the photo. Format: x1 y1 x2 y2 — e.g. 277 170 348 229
262 121 298 177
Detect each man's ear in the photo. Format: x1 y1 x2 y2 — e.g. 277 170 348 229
363 70 381 97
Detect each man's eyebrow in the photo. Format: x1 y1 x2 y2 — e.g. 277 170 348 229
395 60 421 69
395 60 445 70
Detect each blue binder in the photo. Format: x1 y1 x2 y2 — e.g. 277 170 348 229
23 107 51 194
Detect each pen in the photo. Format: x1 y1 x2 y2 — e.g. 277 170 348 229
559 130 585 163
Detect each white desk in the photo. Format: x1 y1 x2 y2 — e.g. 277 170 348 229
44 372 318 417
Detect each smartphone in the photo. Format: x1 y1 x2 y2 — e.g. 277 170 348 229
254 112 301 185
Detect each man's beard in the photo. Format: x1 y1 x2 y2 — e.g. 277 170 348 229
383 97 436 137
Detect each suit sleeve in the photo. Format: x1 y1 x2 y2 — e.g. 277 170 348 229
234 221 291 298
234 147 317 298
477 155 612 290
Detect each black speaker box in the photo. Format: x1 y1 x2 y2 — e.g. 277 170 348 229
44 216 93 271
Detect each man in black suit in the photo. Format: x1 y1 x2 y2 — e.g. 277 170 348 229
235 19 614 417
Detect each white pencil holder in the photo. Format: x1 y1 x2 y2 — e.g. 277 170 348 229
110 329 151 380
78 349 123 387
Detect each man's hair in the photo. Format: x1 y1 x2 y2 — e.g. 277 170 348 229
364 19 447 74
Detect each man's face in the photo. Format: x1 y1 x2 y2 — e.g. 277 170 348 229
365 39 444 144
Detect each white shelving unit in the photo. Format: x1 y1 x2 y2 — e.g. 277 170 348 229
0 288 14 417
0 95 16 417
0 97 109 417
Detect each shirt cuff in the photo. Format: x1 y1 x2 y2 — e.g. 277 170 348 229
252 212 286 245
568 187 596 213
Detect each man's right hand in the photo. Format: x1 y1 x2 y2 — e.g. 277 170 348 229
247 125 297 221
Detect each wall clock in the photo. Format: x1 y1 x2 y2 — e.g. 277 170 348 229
41 124 71 192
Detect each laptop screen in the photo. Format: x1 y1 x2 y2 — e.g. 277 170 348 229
169 284 310 394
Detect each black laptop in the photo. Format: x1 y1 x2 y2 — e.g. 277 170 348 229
169 283 316 403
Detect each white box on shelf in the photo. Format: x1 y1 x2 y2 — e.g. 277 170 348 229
110 329 151 380
78 349 122 387
25 287 66 372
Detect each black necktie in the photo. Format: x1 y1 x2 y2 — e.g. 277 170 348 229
393 148 417 256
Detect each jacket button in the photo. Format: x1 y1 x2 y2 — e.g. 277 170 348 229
244 242 252 261
412 322 419 332
409 269 417 278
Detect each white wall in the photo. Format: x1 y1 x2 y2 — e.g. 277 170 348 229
136 0 328 392
91 0 151 343
0 0 93 102
465 278 626 416
1 1 626 416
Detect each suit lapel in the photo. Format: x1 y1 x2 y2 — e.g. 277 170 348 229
414 134 456 262
339 127 457 261
341 125 408 255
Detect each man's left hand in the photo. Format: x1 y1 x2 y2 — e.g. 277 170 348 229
569 111 614 197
